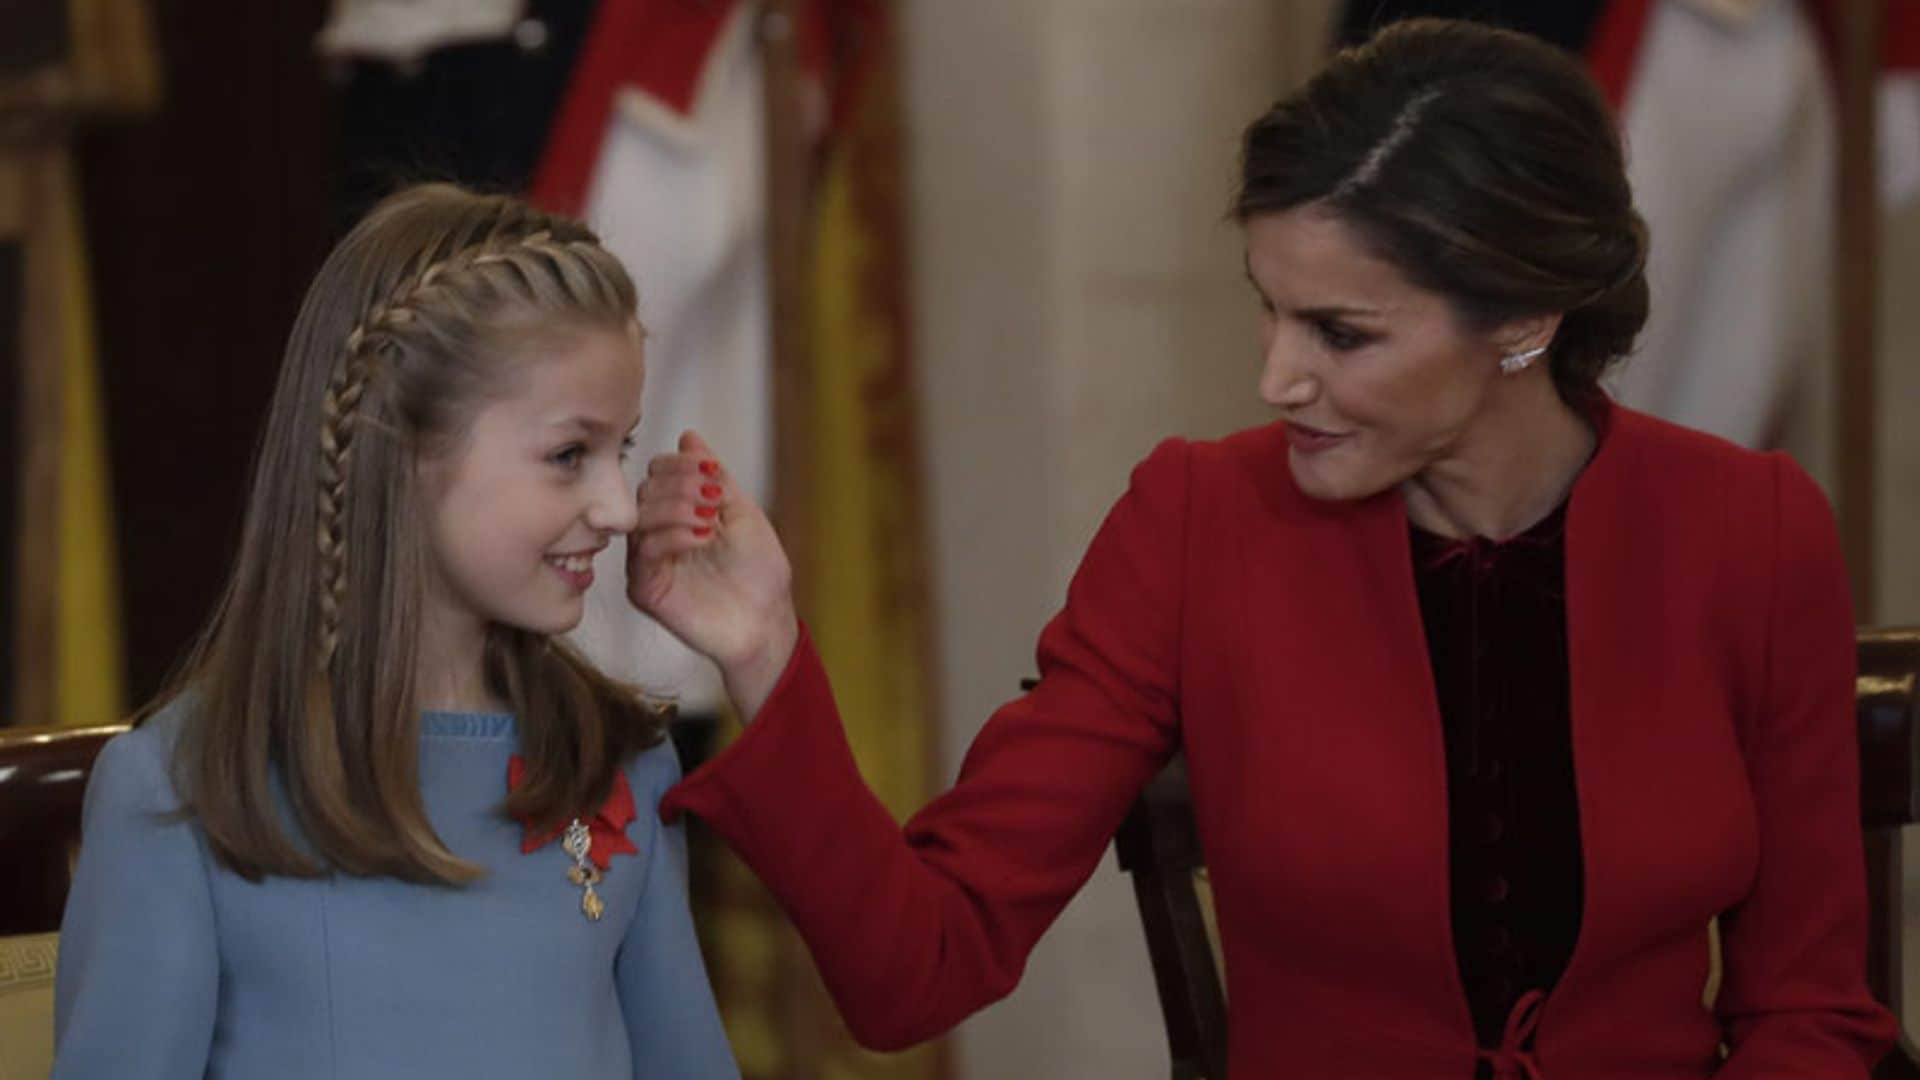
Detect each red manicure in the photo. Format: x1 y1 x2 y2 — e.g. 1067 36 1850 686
692 526 713 537
700 483 722 499
694 505 718 519
698 460 719 477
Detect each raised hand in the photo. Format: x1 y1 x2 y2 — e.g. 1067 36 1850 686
630 430 799 718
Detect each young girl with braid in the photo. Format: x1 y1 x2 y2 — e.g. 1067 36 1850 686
50 185 740 1079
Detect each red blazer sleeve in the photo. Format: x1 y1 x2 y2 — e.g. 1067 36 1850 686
660 439 1190 1050
1714 455 1898 1075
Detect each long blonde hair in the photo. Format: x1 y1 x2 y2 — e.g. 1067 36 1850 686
153 184 665 884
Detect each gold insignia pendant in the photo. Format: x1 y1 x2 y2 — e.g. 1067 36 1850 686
562 819 606 921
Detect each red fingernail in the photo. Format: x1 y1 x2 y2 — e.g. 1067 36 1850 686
695 505 718 519
692 526 713 537
700 483 722 499
698 460 718 477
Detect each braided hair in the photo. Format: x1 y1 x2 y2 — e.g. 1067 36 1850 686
154 186 665 883
310 226 625 670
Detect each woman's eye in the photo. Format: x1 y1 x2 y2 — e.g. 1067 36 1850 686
618 436 637 462
550 445 585 469
1314 319 1369 352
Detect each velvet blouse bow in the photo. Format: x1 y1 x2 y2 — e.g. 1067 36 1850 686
1477 989 1547 1080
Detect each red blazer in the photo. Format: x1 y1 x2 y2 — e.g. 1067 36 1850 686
663 404 1897 1077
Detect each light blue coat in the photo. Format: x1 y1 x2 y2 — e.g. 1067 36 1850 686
51 702 740 1079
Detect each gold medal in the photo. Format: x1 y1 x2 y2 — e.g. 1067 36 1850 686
562 819 606 921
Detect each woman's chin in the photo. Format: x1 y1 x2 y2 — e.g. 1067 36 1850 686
1289 449 1354 502
1287 448 1398 504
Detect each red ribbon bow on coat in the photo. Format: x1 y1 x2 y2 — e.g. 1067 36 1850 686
506 755 639 870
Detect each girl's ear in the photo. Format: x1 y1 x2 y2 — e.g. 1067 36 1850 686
414 447 449 504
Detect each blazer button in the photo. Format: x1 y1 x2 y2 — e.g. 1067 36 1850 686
1477 812 1505 844
1485 925 1513 955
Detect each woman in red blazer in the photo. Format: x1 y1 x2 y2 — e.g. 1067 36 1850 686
628 18 1897 1078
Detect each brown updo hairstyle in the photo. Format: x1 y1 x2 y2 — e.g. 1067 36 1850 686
1234 18 1649 404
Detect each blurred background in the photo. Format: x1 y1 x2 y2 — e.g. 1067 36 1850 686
4 1 1919 1077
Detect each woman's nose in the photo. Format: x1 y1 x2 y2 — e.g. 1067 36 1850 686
1260 340 1317 408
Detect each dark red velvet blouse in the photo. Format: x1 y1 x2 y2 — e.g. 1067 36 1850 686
1413 505 1583 1060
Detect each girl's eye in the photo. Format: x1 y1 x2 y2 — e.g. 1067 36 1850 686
550 445 585 470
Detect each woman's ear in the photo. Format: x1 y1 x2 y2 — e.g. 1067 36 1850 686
1491 312 1563 356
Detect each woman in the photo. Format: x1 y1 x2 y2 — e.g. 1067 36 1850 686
628 18 1897 1077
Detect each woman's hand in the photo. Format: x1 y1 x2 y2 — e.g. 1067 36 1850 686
630 430 799 719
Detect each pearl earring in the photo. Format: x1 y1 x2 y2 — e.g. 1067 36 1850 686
1499 345 1548 375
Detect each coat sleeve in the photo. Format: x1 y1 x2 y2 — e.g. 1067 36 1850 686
661 438 1192 1050
51 726 219 1080
1714 454 1899 1076
615 742 741 1079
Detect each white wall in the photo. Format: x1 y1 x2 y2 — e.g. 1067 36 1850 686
1877 197 1920 1044
903 2 1333 1076
1876 198 1920 623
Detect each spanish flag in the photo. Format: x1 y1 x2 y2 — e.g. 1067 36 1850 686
0 157 126 729
530 3 942 1076
0 0 148 728
50 174 126 728
798 6 945 1079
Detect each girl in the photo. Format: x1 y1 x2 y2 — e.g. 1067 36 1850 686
52 185 739 1079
